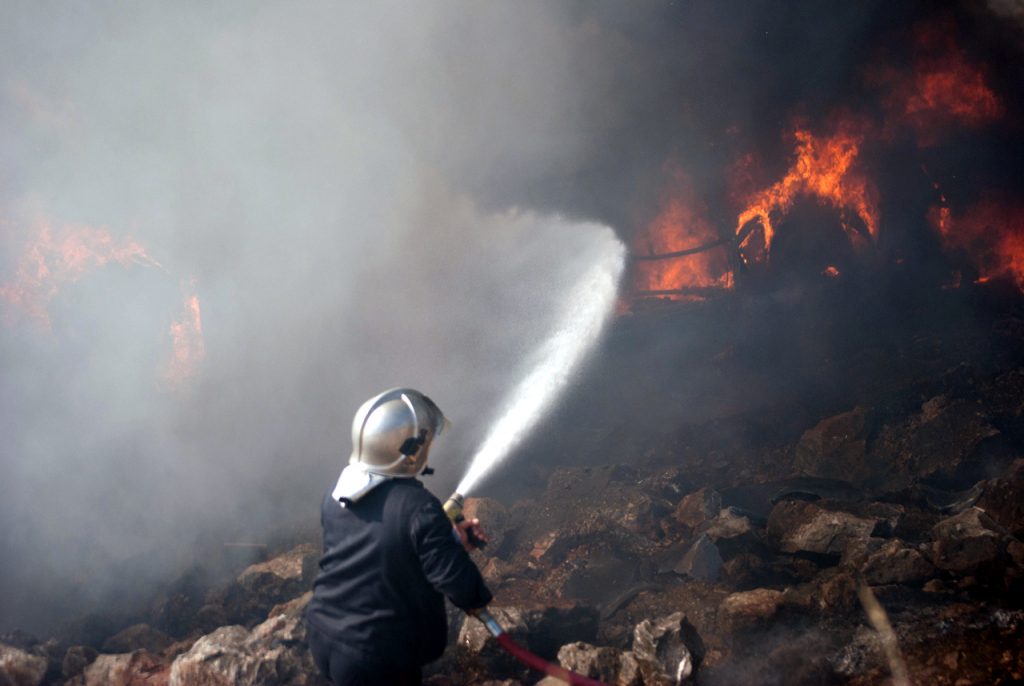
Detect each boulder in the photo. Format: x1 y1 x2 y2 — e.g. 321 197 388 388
556 642 620 683
102 624 173 655
859 539 935 585
222 544 318 626
168 592 323 686
616 651 643 686
794 407 870 483
632 613 704 685
74 650 170 686
0 643 47 686
930 507 1006 573
767 500 877 556
719 589 784 631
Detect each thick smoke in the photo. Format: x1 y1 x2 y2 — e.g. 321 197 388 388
1 0 1017 634
0 1 628 632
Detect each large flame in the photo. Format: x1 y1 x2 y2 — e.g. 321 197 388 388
734 123 879 258
0 219 162 327
162 284 206 390
632 173 732 300
929 196 1024 289
873 19 1003 146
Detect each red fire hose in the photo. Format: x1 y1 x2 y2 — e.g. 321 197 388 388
472 609 610 686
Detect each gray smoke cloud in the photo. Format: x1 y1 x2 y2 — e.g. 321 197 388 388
0 1 631 632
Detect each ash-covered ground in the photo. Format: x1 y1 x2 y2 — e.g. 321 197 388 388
3 273 1023 686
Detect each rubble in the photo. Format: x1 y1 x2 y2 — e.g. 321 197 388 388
0 643 48 686
8 331 1024 686
218 544 319 627
168 592 323 686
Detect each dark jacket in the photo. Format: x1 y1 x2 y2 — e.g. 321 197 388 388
305 478 492 671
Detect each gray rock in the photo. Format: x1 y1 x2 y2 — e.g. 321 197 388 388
673 488 722 530
616 651 643 686
671 534 723 581
632 613 704 685
0 643 47 686
222 544 319 626
767 500 877 555
556 642 620 683
719 589 784 631
794 407 870 483
860 539 935 585
930 507 1006 573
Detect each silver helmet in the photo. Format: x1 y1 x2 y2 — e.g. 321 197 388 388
349 388 449 477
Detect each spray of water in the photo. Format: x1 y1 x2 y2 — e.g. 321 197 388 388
455 224 625 495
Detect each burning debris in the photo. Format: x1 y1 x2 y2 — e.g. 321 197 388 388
0 219 163 328
0 217 206 390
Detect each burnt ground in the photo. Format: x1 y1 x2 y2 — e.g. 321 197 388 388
2 273 1023 685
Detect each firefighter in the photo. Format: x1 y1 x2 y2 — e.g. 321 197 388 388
305 388 492 686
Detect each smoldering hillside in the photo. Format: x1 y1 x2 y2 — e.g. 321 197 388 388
2 0 1021 637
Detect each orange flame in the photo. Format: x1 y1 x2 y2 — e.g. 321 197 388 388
161 284 206 390
928 196 1024 289
873 19 1003 146
632 172 732 300
734 123 879 257
822 265 840 278
0 220 162 327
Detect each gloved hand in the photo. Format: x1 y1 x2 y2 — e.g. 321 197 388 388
454 517 488 551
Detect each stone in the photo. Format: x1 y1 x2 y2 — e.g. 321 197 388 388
556 642 620 683
616 651 643 686
168 591 323 686
632 613 704 685
223 543 319 626
705 508 755 541
673 488 722 530
860 539 935 585
719 589 784 631
671 534 723 581
0 643 47 686
930 507 1006 573
63 646 99 680
463 497 511 554
794 407 870 482
102 624 174 654
976 459 1024 536
76 650 170 686
767 500 877 556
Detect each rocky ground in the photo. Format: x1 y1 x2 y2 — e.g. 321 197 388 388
3 287 1024 685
